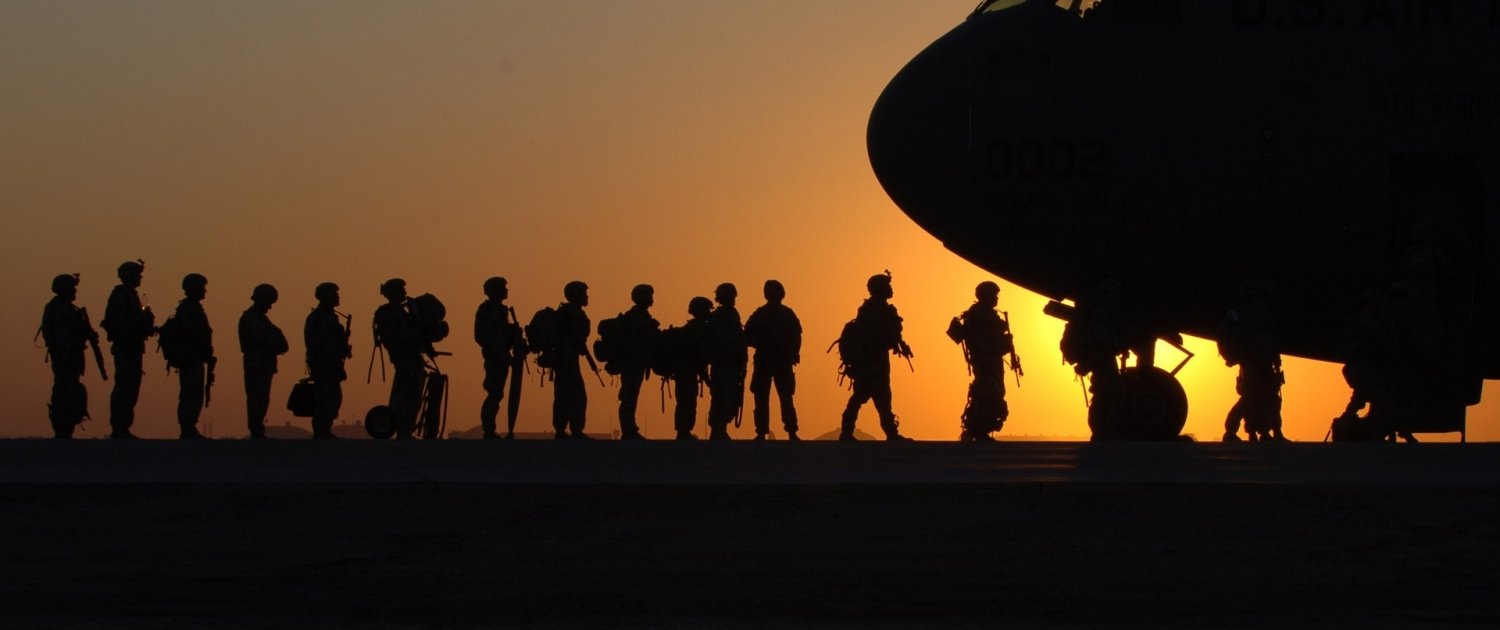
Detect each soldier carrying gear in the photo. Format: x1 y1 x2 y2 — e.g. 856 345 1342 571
745 279 802 441
239 283 289 439
610 283 659 440
949 281 1015 442
1060 279 1132 440
40 273 100 438
373 278 435 439
838 272 914 441
167 273 215 439
667 297 714 440
474 276 527 439
550 281 593 439
706 282 748 440
101 259 154 439
305 282 351 439
1218 280 1287 442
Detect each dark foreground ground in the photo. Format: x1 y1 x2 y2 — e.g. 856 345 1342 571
1 440 1498 629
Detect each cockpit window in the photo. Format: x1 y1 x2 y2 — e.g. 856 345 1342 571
972 0 1103 17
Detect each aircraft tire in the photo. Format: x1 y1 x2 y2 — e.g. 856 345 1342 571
1116 366 1189 441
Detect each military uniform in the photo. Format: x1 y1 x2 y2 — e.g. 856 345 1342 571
670 316 710 438
840 299 907 440
614 304 659 439
239 308 289 438
552 301 591 437
171 299 215 436
1219 303 1284 441
101 283 153 437
705 304 747 439
745 301 801 438
957 303 1013 439
305 305 350 438
41 295 98 438
374 302 429 438
474 300 524 438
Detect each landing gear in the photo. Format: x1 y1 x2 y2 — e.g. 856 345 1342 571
1089 367 1189 441
1115 366 1188 441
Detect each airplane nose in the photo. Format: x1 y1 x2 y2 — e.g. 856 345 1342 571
867 21 985 239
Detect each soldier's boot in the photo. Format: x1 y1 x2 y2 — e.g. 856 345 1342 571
838 410 858 441
786 431 800 441
1222 431 1242 442
180 425 206 440
881 415 911 442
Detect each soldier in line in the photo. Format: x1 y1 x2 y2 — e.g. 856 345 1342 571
552 281 593 439
40 274 100 438
373 278 434 439
838 273 914 441
1060 280 1131 440
614 284 659 440
170 273 215 440
744 279 801 441
474 277 526 440
950 281 1015 442
100 260 154 439
1218 281 1287 442
670 297 714 440
705 283 748 440
239 284 289 439
305 282 351 439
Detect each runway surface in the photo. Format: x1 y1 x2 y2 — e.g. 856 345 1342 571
2 440 1497 628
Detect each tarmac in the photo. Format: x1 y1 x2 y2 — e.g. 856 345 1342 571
2 439 1498 628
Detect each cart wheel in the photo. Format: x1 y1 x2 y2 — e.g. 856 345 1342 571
365 405 397 440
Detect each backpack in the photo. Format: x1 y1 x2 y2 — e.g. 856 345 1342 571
651 325 693 379
157 313 188 368
594 313 624 367
830 318 881 381
410 293 449 343
526 307 560 368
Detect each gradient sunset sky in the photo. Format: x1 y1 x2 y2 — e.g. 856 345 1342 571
3 0 1493 441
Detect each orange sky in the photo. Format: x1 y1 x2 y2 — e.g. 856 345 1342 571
2 0 1493 441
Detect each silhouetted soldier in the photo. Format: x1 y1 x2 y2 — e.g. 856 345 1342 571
838 273 914 441
40 274 99 438
1217 281 1287 442
100 260 154 439
670 297 714 440
373 278 435 439
1340 285 1426 442
474 277 527 440
1060 280 1130 440
305 282 351 439
614 284 659 440
552 281 592 439
705 283 747 440
170 273 215 440
950 281 1014 441
745 279 801 441
239 284 289 439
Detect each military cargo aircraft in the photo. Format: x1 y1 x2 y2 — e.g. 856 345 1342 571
868 0 1497 438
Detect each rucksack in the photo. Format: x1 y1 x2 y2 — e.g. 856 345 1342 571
830 318 881 381
410 293 449 343
157 314 188 369
526 307 560 368
594 313 624 366
651 325 693 379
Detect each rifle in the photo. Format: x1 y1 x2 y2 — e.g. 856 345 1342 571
205 356 217 407
583 347 606 387
897 340 915 373
1002 310 1023 388
80 307 108 381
